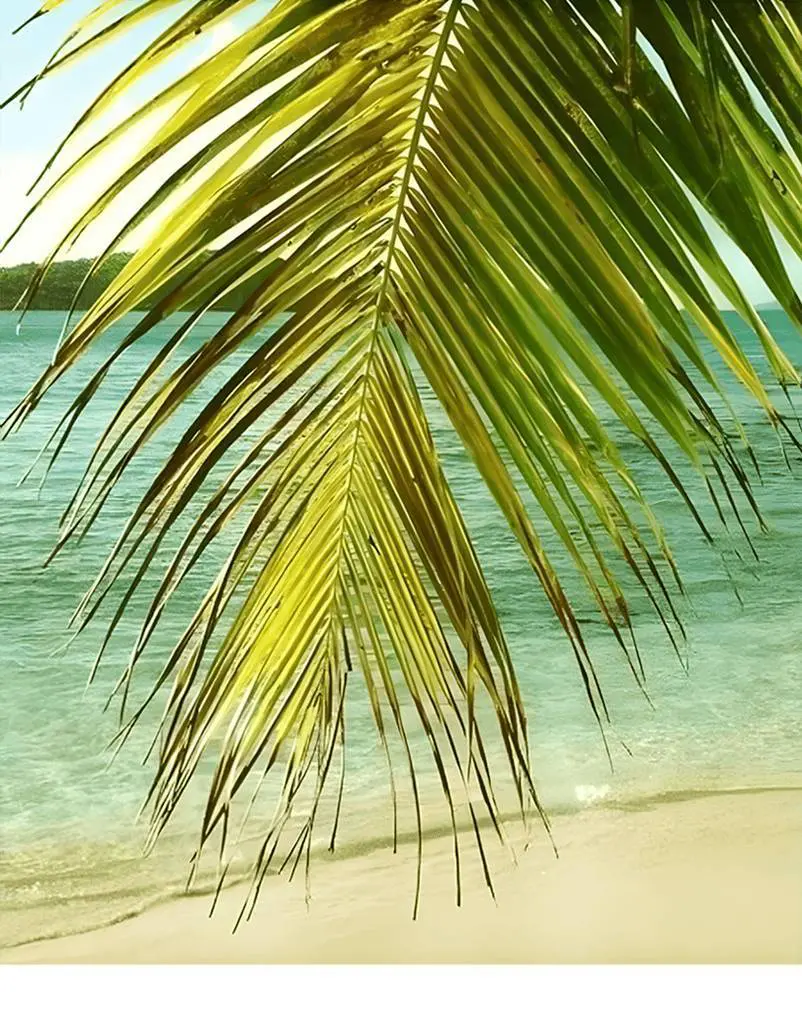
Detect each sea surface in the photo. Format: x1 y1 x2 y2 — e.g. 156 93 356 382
1 309 801 948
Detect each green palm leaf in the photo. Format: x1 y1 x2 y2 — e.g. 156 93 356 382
4 0 802 913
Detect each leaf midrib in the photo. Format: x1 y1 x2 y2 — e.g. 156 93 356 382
324 0 464 621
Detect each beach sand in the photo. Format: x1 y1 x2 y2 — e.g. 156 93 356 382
2 787 800 964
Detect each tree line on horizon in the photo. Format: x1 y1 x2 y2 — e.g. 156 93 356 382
1 252 784 316
0 252 269 312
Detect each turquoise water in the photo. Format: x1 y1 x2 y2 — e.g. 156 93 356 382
1 310 801 947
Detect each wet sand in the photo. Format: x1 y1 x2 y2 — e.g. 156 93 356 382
2 787 801 964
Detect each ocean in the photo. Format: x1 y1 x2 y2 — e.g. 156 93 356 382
1 309 801 948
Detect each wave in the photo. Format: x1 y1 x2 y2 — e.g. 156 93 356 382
3 780 801 953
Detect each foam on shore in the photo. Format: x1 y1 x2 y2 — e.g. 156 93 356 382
3 786 800 964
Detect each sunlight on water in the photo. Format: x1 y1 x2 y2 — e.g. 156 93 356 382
574 785 612 806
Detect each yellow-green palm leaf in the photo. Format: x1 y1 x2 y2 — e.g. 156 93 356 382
4 0 802 913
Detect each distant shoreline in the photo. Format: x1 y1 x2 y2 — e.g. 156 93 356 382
0 262 784 314
0 254 275 313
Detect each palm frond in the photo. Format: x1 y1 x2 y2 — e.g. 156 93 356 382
4 0 802 911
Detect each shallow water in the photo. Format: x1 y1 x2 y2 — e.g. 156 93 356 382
1 309 801 947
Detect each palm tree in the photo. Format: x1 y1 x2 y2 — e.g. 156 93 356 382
3 0 802 914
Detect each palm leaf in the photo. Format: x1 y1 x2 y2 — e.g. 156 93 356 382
3 0 802 913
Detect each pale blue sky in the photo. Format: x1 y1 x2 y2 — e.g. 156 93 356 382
0 1 205 264
1 1 177 167
1 0 801 308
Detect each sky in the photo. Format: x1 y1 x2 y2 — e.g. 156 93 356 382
1 0 801 309
0 0 151 263
0 1 240 267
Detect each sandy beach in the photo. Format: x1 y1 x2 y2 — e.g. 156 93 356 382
2 786 800 964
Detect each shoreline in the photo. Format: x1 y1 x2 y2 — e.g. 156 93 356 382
3 786 801 964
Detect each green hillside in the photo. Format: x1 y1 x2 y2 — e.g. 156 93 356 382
0 252 274 312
